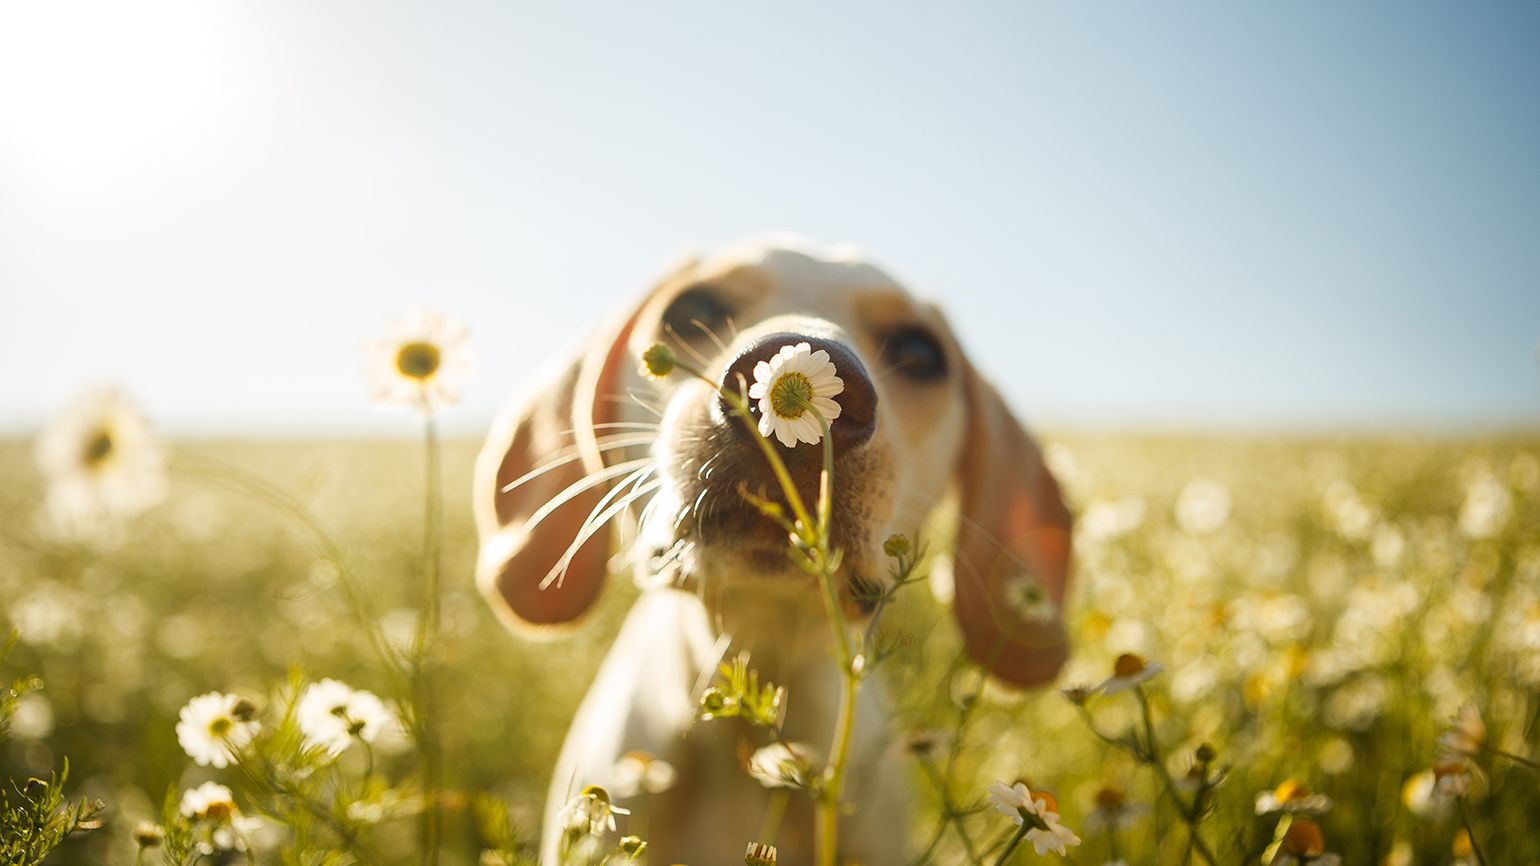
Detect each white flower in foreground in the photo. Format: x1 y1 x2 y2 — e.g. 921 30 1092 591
176 692 259 768
1099 653 1165 695
987 781 1082 855
558 785 630 836
747 342 843 447
34 386 165 538
365 307 476 417
747 741 816 790
296 678 394 755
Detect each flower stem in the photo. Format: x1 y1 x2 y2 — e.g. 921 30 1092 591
989 823 1030 866
414 418 444 866
1458 797 1489 866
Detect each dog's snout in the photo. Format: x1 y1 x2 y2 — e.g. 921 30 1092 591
717 332 877 454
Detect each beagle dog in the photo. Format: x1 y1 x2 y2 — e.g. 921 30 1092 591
473 237 1073 865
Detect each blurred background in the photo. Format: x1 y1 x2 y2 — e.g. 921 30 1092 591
3 1 1538 436
3 3 1540 865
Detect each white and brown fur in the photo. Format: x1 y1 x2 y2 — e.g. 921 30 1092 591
472 236 1074 865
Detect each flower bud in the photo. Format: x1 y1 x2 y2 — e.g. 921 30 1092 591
640 344 677 379
745 841 778 865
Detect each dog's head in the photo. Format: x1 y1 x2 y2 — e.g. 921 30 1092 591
473 237 1073 686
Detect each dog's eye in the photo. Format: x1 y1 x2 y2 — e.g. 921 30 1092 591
661 286 734 342
882 326 948 381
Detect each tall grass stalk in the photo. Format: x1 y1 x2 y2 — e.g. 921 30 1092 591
412 418 445 866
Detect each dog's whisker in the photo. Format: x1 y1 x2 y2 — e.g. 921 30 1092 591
543 477 665 590
500 435 657 493
663 322 716 368
599 392 665 417
566 421 662 434
520 457 653 535
689 317 731 355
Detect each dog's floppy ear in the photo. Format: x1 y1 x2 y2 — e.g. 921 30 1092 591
472 297 650 634
950 357 1074 687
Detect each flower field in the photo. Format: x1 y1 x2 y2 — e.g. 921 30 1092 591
2 431 1537 864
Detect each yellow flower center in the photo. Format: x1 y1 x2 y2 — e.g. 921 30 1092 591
1113 653 1146 678
768 372 813 420
208 717 233 737
1034 790 1059 814
81 428 114 469
396 341 442 380
200 801 235 823
1274 779 1309 802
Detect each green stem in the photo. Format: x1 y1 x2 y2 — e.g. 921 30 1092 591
989 823 1030 866
415 418 444 866
1458 797 1489 866
1133 688 1217 866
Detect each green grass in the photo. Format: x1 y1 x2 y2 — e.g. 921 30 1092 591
1 434 1537 864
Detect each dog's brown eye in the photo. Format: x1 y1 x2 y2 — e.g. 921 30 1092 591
661 286 734 343
882 326 948 381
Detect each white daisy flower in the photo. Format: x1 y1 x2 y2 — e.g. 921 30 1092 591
557 785 630 836
608 750 678 797
175 692 260 768
746 342 843 447
364 307 476 417
1438 704 1486 757
747 741 816 790
1254 779 1333 816
1099 653 1165 695
296 678 395 756
34 386 165 538
987 781 1083 855
178 782 263 853
180 781 239 821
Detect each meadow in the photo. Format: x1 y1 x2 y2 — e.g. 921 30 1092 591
2 432 1537 865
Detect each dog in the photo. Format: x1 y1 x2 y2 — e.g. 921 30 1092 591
472 236 1074 865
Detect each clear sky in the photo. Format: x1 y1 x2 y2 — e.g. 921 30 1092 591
3 1 1538 436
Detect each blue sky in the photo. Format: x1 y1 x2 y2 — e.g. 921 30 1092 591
2 2 1537 435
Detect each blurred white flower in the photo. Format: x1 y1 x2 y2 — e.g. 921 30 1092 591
1458 470 1510 539
987 781 1082 855
1083 785 1149 832
747 741 816 790
296 678 394 756
1438 704 1485 757
179 782 263 853
1322 480 1376 540
557 785 629 835
175 692 259 768
10 693 55 740
1003 573 1059 624
365 307 476 417
1099 653 1164 695
608 750 677 797
179 781 238 821
33 386 165 538
1175 478 1231 534
1254 779 1332 816
747 342 843 447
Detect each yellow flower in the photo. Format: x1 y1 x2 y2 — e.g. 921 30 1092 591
1099 653 1165 695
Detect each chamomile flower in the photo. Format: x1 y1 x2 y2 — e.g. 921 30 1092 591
34 386 165 538
987 781 1083 855
296 679 394 756
747 342 843 447
609 750 678 797
180 781 239 822
1254 779 1333 816
1272 818 1341 865
175 692 260 768
558 785 630 836
747 742 816 790
1438 704 1486 757
1099 653 1165 695
364 307 476 417
1084 785 1150 832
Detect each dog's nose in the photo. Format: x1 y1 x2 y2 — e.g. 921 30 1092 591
717 332 877 454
